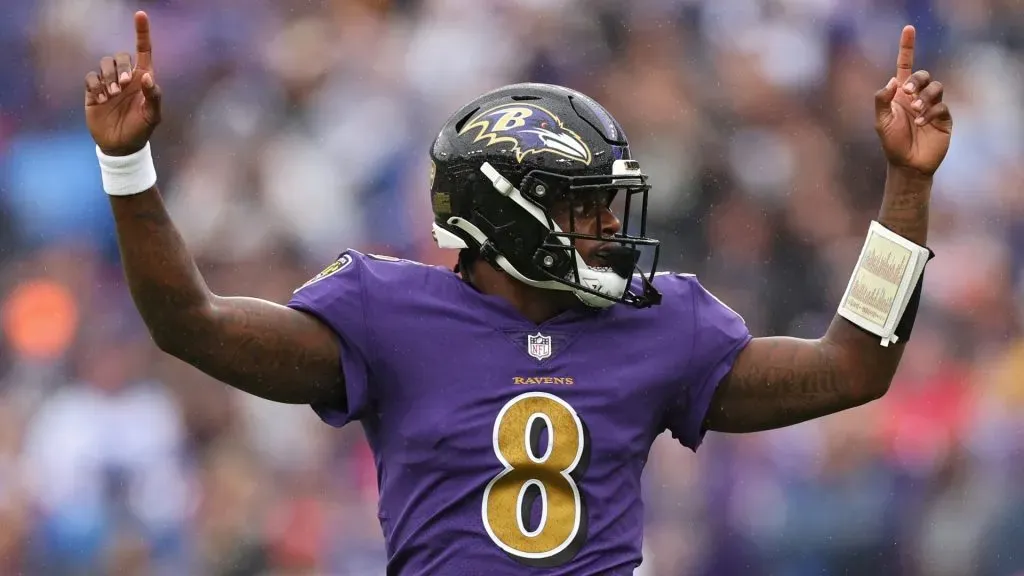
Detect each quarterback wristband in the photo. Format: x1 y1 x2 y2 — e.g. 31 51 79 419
836 221 934 347
96 142 158 196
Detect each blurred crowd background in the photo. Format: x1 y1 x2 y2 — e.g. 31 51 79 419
0 0 1022 574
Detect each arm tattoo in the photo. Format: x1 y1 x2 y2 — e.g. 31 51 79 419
704 335 854 433
877 165 931 245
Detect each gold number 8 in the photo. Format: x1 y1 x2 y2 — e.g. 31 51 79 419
482 391 589 566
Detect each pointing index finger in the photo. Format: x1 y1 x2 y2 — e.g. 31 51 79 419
135 11 153 71
895 25 915 85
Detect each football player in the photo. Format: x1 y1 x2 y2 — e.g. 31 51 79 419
84 13 951 575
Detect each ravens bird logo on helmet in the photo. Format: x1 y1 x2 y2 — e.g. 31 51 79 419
458 104 593 165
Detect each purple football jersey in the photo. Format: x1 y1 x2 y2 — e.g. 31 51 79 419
287 251 751 575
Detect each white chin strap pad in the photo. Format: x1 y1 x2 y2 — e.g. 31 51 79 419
572 267 629 308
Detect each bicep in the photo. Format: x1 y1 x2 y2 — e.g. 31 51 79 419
702 335 866 433
169 295 343 406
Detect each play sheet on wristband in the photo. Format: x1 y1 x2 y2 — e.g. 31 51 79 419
837 221 930 347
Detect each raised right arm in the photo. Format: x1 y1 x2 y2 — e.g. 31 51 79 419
85 12 343 405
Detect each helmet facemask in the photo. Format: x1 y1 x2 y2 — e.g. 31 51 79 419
434 160 662 309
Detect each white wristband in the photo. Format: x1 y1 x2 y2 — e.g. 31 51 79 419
96 142 158 196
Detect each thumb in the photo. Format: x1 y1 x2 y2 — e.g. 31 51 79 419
874 77 898 127
140 72 163 125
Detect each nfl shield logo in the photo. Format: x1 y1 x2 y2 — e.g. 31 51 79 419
527 332 552 360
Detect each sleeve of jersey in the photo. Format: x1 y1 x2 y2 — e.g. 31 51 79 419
286 252 374 428
665 276 753 451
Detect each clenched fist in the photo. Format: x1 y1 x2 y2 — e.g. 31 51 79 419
85 11 162 157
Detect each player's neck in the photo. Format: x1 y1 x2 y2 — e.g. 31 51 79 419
466 261 579 325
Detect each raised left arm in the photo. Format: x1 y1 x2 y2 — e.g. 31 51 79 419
703 26 952 434
704 169 930 433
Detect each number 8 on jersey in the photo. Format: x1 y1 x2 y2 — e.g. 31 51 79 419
482 391 590 567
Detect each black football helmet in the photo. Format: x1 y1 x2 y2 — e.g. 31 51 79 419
429 83 662 309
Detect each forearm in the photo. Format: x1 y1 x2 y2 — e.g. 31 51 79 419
819 165 932 396
876 165 931 245
110 187 215 350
